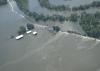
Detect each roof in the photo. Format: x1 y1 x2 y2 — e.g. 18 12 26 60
33 31 37 35
26 30 32 34
15 35 24 40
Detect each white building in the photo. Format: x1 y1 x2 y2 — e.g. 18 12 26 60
33 31 37 35
15 35 24 40
26 30 32 34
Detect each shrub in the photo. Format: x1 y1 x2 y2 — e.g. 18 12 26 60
52 26 60 32
27 23 34 30
18 26 26 35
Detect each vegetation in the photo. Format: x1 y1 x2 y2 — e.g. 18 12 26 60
15 0 100 22
38 0 71 11
67 30 81 35
17 26 26 35
0 0 7 5
39 0 100 11
70 13 78 22
52 26 60 32
79 12 100 38
15 0 65 22
26 23 34 30
72 1 100 11
15 0 100 38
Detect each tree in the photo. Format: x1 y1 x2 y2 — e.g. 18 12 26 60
72 7 78 11
58 16 65 22
27 23 34 30
91 1 100 7
18 26 26 35
52 26 60 32
95 12 100 19
70 13 78 22
79 13 100 38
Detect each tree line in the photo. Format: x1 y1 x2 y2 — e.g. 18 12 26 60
72 1 100 11
38 0 100 11
17 23 34 35
24 10 78 22
17 23 60 35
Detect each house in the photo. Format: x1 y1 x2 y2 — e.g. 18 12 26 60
15 35 24 40
26 30 32 34
33 31 37 35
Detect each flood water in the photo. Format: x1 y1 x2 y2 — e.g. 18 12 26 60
0 3 27 65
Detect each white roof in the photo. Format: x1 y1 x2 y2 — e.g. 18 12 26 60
15 35 24 40
33 31 37 35
26 30 32 34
